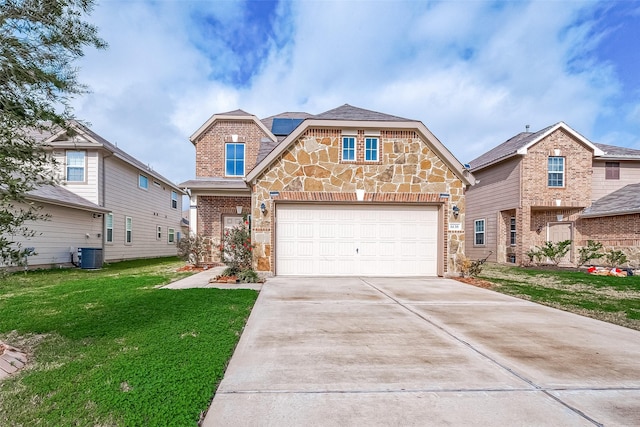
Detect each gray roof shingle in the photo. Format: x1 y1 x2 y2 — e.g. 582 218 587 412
177 177 249 190
582 183 640 217
27 185 108 212
469 124 555 170
314 104 414 121
594 143 640 159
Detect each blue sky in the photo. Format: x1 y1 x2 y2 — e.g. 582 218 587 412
72 0 640 185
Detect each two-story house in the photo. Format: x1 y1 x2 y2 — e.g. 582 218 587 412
7 121 184 268
180 104 474 277
465 122 640 266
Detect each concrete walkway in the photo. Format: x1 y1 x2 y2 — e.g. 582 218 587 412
204 276 640 426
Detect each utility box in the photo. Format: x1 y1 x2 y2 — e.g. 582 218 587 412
79 248 103 269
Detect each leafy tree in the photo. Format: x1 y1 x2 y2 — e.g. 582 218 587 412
603 249 627 268
0 0 105 264
177 234 211 266
529 240 572 266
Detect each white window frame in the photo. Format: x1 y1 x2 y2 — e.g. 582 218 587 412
510 216 516 246
139 174 149 190
125 216 132 244
341 136 356 161
168 228 175 244
364 137 379 162
547 156 565 187
474 219 485 246
105 213 113 243
157 225 162 240
225 143 245 177
65 150 86 182
171 191 178 209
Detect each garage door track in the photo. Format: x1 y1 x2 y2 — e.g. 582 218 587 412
204 277 640 426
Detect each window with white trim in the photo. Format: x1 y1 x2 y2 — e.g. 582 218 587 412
548 157 564 187
157 226 162 240
171 191 178 209
342 136 355 161
125 217 132 244
105 213 113 243
66 151 85 182
510 217 516 246
225 143 245 176
364 137 379 161
139 174 149 189
168 228 175 244
474 219 485 246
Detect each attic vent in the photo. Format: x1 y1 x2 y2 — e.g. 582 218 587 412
271 118 304 136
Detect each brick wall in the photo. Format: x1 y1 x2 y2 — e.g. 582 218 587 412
194 120 268 177
576 214 640 267
197 195 251 261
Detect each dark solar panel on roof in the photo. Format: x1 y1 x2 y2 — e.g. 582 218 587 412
271 118 304 136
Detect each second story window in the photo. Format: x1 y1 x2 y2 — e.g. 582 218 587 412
605 162 620 180
548 156 564 187
364 137 379 161
171 191 178 209
225 143 245 176
139 174 149 189
342 136 355 161
66 150 85 182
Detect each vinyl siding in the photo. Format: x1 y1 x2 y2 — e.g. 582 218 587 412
465 156 521 262
592 160 640 201
3 202 103 267
102 157 182 261
52 149 101 205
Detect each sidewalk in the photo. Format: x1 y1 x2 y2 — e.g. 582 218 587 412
163 266 262 291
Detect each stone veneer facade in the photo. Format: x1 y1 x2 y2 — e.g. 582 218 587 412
250 128 466 276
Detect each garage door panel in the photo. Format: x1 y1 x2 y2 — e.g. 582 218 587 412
276 204 439 276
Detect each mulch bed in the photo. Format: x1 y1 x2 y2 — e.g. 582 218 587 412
452 276 495 289
176 263 223 273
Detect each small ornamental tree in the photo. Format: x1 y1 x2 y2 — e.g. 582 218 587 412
177 234 211 266
220 221 253 275
578 240 603 266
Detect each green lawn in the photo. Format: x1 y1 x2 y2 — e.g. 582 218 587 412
479 263 640 331
0 257 257 426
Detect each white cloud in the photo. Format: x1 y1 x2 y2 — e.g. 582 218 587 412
71 0 631 185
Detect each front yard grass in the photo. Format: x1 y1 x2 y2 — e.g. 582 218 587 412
0 257 257 426
479 263 640 331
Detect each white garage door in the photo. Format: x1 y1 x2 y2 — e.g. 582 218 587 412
276 204 439 276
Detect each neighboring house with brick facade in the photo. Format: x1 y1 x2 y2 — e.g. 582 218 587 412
180 104 474 276
465 122 640 267
5 122 184 268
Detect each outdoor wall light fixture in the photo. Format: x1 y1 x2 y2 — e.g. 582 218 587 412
452 205 460 218
260 202 267 215
236 206 243 215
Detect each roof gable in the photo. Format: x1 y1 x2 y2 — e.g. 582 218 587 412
246 105 472 186
469 122 604 171
189 110 277 144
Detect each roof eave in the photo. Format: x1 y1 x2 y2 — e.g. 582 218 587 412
581 209 640 219
25 195 110 213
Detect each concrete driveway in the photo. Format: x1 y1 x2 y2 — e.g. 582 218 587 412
203 277 640 426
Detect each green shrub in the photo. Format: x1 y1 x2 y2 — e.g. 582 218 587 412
238 269 260 283
528 240 572 266
578 240 603 266
177 234 211 266
603 249 627 267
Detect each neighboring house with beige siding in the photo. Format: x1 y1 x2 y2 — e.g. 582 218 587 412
466 122 640 267
4 122 184 268
181 104 473 277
